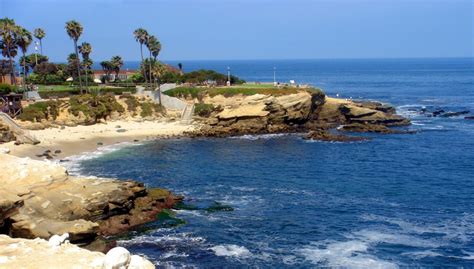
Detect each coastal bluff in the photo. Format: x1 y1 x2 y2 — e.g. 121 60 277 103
191 89 410 139
0 153 181 267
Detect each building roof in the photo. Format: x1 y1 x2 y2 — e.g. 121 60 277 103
93 70 137 75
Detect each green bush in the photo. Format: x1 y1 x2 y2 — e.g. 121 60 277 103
140 101 165 117
164 87 205 99
17 101 61 122
0 83 15 94
69 94 124 123
121 95 139 114
194 103 220 117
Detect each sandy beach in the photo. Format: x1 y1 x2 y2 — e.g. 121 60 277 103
3 120 197 159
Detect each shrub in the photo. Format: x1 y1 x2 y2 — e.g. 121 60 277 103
140 101 165 117
69 94 124 123
164 87 205 99
0 83 15 94
194 103 220 117
17 100 61 122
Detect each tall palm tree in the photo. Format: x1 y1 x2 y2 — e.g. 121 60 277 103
145 35 157 89
110 56 123 82
149 39 162 96
33 28 45 54
16 27 32 91
0 18 19 85
78 42 92 89
65 20 83 93
151 40 161 61
133 28 148 84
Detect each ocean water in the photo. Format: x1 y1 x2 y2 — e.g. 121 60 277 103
73 58 474 268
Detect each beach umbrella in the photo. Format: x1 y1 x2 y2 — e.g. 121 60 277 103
66 77 73 82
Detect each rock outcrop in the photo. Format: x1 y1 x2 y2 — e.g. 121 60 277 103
0 153 181 250
192 90 410 141
0 121 15 143
0 235 154 269
304 130 369 142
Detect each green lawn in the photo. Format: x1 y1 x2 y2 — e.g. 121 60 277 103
37 85 101 92
165 85 323 99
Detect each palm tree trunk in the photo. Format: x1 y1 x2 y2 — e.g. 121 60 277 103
148 50 152 90
40 39 43 55
22 51 27 91
84 65 89 92
74 40 83 94
6 48 16 86
140 43 146 85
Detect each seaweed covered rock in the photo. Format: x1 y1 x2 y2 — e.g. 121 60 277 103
304 129 369 142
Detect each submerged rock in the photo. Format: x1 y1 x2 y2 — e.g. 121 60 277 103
304 130 369 142
340 123 415 134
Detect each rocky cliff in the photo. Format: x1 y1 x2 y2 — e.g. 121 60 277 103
0 153 181 251
192 90 410 140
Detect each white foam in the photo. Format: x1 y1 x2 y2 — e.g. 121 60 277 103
230 133 289 140
210 244 251 258
300 240 398 269
61 141 142 176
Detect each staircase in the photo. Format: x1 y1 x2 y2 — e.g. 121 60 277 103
181 103 195 123
0 112 40 145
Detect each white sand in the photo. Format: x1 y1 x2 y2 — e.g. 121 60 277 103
3 120 196 159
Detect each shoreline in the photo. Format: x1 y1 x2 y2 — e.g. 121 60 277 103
4 119 197 159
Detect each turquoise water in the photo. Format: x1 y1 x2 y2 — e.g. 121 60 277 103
76 58 474 268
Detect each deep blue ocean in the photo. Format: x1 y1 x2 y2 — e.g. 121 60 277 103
74 58 474 268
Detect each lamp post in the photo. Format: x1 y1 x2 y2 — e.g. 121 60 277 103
273 66 277 87
227 66 231 87
34 41 39 65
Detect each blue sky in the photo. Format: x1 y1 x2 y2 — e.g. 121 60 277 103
2 0 473 61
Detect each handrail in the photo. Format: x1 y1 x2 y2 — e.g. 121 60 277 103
0 112 40 145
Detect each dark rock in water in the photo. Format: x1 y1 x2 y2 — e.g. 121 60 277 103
340 123 416 134
116 129 127 133
54 150 62 154
304 130 369 142
133 139 139 142
205 202 234 213
439 110 470 118
432 109 445 117
465 116 474 120
97 142 103 146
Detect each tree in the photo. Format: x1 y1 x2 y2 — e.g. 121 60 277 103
133 28 148 83
65 20 83 93
19 53 48 72
16 27 32 91
33 28 45 54
110 56 123 82
0 59 12 84
100 61 113 83
0 18 19 85
78 42 92 89
145 35 157 88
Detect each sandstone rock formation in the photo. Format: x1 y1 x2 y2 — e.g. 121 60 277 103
192 90 410 141
0 121 15 143
0 235 154 269
0 153 181 251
